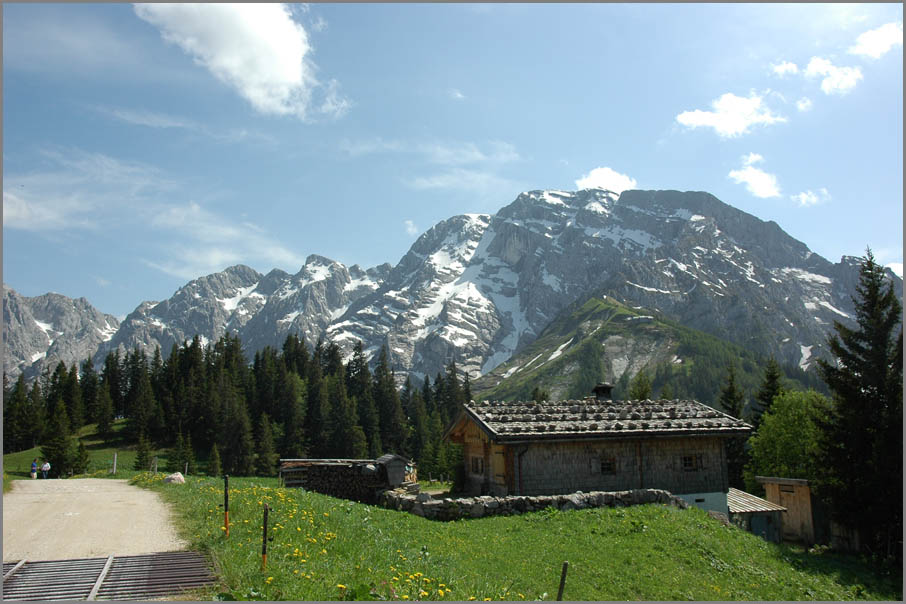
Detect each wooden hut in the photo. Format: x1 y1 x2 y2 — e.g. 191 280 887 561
444 384 751 513
727 487 786 543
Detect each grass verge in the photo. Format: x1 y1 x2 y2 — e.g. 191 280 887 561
130 472 902 601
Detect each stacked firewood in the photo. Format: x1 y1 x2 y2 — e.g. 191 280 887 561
279 459 389 503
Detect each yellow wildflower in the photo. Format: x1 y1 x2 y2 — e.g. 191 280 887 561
337 584 347 590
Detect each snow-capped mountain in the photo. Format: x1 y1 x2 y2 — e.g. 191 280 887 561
5 188 900 385
3 286 120 382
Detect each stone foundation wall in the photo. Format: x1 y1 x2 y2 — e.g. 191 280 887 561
378 488 689 521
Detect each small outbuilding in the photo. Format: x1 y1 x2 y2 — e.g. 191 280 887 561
727 487 786 543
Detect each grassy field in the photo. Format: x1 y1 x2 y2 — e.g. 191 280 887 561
2 420 178 491
126 472 900 601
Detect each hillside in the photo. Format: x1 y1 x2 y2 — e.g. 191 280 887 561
473 295 825 407
132 473 901 601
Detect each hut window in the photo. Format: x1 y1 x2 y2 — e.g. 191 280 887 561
681 454 702 471
780 485 795 493
470 456 484 474
600 458 616 475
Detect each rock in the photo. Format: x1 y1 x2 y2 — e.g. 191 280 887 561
416 492 433 503
164 472 185 484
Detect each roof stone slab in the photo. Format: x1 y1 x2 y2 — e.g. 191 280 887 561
464 398 751 441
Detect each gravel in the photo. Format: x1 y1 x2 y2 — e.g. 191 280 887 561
2 478 187 562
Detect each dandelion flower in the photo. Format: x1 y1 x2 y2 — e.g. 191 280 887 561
337 584 347 589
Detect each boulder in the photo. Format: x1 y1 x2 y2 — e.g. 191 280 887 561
164 472 185 484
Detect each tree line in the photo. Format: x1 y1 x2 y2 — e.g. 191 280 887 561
3 335 468 484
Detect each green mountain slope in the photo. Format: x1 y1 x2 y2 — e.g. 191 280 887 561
473 295 825 408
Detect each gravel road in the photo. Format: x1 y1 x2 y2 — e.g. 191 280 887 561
2 478 187 562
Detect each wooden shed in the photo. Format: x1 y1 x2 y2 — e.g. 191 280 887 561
445 386 751 513
756 476 827 544
727 487 786 543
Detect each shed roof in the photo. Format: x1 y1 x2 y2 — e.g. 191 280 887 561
448 398 751 444
727 487 787 514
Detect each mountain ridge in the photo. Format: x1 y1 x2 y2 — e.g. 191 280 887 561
4 188 901 385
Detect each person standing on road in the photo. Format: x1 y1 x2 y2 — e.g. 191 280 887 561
41 461 50 479
31 458 38 479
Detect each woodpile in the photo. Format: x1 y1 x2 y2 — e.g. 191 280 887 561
279 456 418 504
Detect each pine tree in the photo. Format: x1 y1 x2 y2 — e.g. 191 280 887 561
255 413 278 476
815 249 903 559
279 370 308 459
208 443 222 477
719 364 747 489
752 357 784 429
26 380 47 450
168 432 187 472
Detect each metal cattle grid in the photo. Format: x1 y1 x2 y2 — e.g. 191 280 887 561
2 551 216 601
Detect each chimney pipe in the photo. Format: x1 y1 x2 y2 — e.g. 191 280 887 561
592 382 613 401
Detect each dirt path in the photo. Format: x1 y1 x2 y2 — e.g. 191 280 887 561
3 478 187 562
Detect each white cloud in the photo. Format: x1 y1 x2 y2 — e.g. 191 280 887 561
404 220 419 236
340 139 519 165
134 4 348 121
3 149 173 231
676 92 787 138
146 201 305 279
96 105 276 144
771 61 799 76
728 153 781 198
449 88 466 100
575 166 638 194
791 188 831 207
804 57 863 95
796 97 813 112
886 263 903 278
849 22 903 59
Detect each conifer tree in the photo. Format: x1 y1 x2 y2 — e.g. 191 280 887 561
73 439 90 474
41 396 73 478
326 374 367 459
3 374 29 453
63 363 85 432
346 341 381 457
629 369 652 400
279 371 307 459
26 380 47 449
80 358 100 425
134 433 152 471
168 432 187 472
752 357 784 429
719 364 747 489
101 350 125 416
815 249 903 559
208 443 222 477
374 346 407 455
255 413 278 476
96 382 115 444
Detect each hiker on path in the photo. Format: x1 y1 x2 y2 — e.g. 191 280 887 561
41 461 50 479
31 458 38 479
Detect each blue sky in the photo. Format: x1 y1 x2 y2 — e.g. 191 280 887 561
3 3 902 318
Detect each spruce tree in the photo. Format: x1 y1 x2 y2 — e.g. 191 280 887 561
346 342 381 457
815 249 903 559
26 381 47 450
719 364 747 489
3 375 29 453
80 358 100 425
279 372 307 459
73 439 91 474
752 357 784 429
96 382 115 444
255 413 278 476
208 443 222 477
168 432 187 472
134 433 152 471
629 369 652 400
374 346 407 455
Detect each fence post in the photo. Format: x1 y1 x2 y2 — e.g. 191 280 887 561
112 452 117 475
223 475 230 538
261 503 270 571
152 457 158 473
557 561 569 601
185 462 188 476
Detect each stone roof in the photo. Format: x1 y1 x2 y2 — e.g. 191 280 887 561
458 397 751 443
